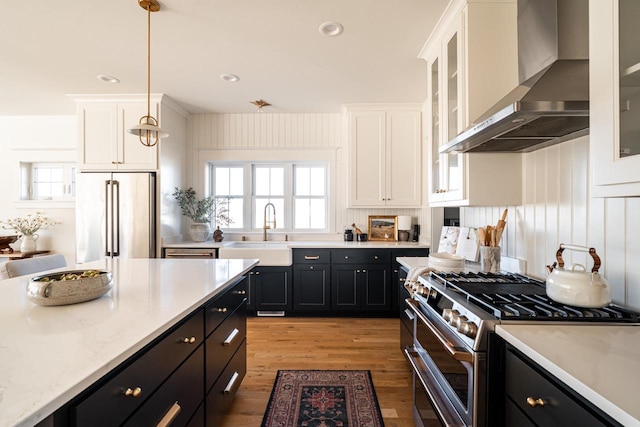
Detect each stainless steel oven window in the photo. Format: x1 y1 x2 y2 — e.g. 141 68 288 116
415 317 473 421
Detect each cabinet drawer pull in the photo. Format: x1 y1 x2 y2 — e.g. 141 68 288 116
156 401 181 427
233 290 247 295
223 328 240 345
214 307 228 313
124 387 142 398
304 255 320 260
310 266 314 270
404 308 415 321
526 397 545 408
255 271 261 275
223 371 240 394
374 255 379 260
399 278 405 282
344 256 349 259
182 336 197 344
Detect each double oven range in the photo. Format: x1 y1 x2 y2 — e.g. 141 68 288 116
402 271 640 427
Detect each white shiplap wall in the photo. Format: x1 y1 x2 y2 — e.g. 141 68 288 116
462 135 640 310
187 113 426 239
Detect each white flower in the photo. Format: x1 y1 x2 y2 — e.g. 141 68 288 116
0 212 57 236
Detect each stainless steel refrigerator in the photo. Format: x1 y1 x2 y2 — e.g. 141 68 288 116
76 172 156 263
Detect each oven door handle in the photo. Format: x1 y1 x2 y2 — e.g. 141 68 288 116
406 299 473 363
405 348 467 427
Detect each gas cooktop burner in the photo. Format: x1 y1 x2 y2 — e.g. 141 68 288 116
428 271 640 322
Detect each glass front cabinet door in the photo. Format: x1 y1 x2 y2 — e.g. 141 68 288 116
590 0 640 197
427 17 464 204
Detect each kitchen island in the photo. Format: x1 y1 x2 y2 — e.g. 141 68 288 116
0 257 258 427
497 324 640 426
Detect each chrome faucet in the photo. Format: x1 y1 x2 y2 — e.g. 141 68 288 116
263 203 276 241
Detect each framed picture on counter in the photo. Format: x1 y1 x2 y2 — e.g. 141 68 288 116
368 215 398 241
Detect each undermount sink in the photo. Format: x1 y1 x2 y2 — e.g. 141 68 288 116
217 242 292 266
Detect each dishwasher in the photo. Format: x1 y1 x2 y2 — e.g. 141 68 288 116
164 248 217 259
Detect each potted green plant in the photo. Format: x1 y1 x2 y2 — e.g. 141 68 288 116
172 187 230 242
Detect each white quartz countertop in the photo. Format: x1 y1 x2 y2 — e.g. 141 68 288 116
0 257 258 427
396 256 430 269
497 324 640 427
164 240 429 249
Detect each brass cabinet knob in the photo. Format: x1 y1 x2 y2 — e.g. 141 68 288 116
233 290 246 295
215 307 228 313
526 397 545 407
124 387 142 398
182 336 196 344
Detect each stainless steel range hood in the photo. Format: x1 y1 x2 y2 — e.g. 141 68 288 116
440 0 589 154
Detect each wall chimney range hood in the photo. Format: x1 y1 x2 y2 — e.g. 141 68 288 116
440 0 589 154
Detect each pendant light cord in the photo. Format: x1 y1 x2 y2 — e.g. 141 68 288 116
146 3 151 120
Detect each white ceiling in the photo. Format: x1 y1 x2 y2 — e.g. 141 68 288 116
0 0 449 116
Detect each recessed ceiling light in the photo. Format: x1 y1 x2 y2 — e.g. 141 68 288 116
97 74 120 84
220 74 240 83
319 21 344 37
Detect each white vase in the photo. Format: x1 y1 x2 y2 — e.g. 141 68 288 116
20 234 39 253
189 223 211 242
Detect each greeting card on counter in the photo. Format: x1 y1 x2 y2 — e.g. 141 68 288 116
437 226 460 254
456 227 480 261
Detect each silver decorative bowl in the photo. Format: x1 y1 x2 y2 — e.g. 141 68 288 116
27 270 113 306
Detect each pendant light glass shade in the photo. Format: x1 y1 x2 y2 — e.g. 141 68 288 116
128 0 168 147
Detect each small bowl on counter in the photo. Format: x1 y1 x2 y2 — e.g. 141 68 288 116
428 252 465 272
27 270 113 306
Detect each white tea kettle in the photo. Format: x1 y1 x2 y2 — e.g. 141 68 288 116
546 244 611 308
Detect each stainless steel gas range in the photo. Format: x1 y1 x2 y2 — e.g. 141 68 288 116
403 271 640 427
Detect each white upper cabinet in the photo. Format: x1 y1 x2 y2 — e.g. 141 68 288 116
422 0 523 207
76 95 165 171
345 105 422 208
590 0 640 197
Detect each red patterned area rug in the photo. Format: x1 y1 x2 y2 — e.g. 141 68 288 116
261 370 385 427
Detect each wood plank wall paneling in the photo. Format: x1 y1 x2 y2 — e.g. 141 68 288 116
192 113 342 149
462 135 640 310
187 113 426 239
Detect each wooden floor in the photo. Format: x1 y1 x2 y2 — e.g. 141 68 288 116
220 316 415 427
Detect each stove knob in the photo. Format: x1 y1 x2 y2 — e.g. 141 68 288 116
442 309 459 322
457 321 478 338
452 315 468 329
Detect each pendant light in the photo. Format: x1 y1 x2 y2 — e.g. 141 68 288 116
127 0 168 147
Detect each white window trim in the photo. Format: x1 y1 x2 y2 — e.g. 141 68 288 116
10 148 77 208
199 149 337 233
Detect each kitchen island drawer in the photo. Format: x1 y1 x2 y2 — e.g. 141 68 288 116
206 304 247 390
331 249 390 264
123 346 204 427
71 310 204 426
505 347 614 427
293 248 331 264
206 341 247 427
205 277 247 336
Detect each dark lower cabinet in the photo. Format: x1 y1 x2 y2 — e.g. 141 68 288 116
53 277 248 427
206 341 247 426
504 344 620 427
287 247 428 315
71 311 205 427
331 249 391 311
331 264 390 311
123 346 204 427
247 266 292 312
293 264 330 310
